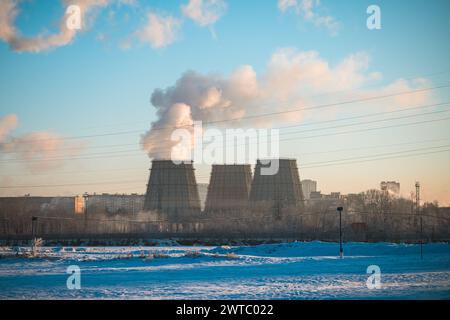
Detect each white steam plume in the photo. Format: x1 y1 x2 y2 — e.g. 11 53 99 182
141 48 433 160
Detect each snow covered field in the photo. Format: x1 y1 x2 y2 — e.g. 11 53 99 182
0 242 449 299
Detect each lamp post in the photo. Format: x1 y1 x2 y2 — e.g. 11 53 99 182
83 192 89 231
31 216 38 255
415 182 423 260
337 206 344 259
31 216 37 243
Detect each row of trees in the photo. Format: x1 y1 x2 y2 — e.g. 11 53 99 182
0 190 448 242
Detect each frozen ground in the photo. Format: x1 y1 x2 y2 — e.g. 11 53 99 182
0 241 449 299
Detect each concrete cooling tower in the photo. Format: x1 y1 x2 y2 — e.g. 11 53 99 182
205 164 252 212
250 159 304 209
143 160 201 217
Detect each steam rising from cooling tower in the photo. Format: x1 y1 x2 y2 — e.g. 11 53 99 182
205 164 252 213
143 160 201 217
140 68 259 160
250 159 304 210
140 49 396 160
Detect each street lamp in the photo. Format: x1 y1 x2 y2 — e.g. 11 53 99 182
31 216 38 255
31 216 38 243
83 192 89 230
337 206 344 259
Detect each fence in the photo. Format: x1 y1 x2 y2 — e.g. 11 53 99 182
0 208 449 244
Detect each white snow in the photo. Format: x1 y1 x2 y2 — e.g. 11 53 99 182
0 241 449 299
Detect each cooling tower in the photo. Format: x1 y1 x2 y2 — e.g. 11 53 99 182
143 160 201 217
250 159 304 208
205 164 252 212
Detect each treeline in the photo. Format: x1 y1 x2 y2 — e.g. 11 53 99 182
0 190 449 242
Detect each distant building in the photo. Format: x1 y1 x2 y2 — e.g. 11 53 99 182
306 191 342 207
74 195 85 214
86 193 144 215
308 191 341 200
380 181 400 196
326 192 341 200
0 196 81 218
301 179 317 200
310 191 322 200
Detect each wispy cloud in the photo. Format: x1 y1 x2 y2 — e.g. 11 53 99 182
278 0 340 35
0 114 18 142
0 0 227 52
0 114 86 172
135 12 181 49
0 0 135 53
181 0 227 26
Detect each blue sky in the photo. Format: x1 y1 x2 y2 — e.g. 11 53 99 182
0 0 449 204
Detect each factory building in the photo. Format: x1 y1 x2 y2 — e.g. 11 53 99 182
143 160 201 218
250 159 304 213
205 164 252 213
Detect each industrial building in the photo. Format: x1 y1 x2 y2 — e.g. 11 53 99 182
205 164 252 213
250 159 304 211
143 160 202 218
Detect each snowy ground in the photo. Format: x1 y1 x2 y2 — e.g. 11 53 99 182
0 242 449 299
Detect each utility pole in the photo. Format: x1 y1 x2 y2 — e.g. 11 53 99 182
337 206 344 259
415 182 423 260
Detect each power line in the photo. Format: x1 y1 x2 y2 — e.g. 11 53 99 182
271 101 450 130
301 144 450 166
300 137 450 156
301 148 450 169
140 101 450 146
39 69 450 133
124 102 450 152
278 115 450 142
1 84 449 145
129 112 446 165
274 106 450 137
1 144 450 189
96 69 450 128
4 136 450 177
3 104 450 163
202 84 450 126
2 100 449 156
0 180 145 189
